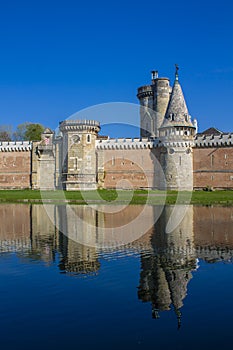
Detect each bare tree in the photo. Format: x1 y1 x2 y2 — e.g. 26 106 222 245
0 125 12 141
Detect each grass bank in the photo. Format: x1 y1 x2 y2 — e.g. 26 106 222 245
0 189 232 205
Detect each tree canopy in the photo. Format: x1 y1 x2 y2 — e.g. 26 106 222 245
0 122 45 141
13 122 44 141
24 123 44 141
0 125 12 141
0 130 12 141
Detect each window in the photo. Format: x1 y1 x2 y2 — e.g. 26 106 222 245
86 134 91 143
211 154 214 167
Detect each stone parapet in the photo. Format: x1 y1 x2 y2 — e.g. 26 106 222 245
59 119 100 133
158 140 194 148
137 85 153 98
96 137 159 150
195 133 233 147
0 141 31 152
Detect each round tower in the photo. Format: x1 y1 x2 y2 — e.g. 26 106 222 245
152 77 171 138
137 80 154 138
159 67 196 190
59 119 100 190
137 71 171 138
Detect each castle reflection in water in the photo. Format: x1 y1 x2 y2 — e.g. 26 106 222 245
0 203 233 323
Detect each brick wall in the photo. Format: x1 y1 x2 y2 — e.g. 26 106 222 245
193 147 233 189
0 151 31 189
98 148 161 189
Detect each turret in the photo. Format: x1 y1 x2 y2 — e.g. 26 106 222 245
152 77 171 137
137 82 154 138
59 119 100 190
159 66 196 190
137 71 171 138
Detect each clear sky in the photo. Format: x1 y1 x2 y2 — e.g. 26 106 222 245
0 0 232 136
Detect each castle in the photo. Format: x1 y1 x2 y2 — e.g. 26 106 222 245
0 68 233 190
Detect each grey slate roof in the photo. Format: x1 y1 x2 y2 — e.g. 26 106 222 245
160 77 194 129
165 80 188 120
197 127 223 135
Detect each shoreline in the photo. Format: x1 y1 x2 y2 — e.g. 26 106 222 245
0 189 232 205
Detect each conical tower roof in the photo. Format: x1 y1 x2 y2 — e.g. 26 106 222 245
160 67 194 129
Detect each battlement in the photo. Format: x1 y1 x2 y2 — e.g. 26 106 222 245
96 137 159 150
59 119 100 133
137 85 153 98
158 140 195 148
194 133 233 147
0 141 32 152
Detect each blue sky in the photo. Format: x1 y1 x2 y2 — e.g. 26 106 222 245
0 0 232 136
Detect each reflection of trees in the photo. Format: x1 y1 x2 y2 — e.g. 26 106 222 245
138 206 197 326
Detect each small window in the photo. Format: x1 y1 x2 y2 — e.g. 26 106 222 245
75 158 78 170
86 134 91 143
211 154 214 167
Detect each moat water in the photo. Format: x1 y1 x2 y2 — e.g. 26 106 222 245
0 203 233 350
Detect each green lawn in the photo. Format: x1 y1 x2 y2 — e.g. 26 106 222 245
0 189 232 205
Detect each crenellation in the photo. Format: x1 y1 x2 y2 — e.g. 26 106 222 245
96 137 158 150
0 141 32 152
195 133 233 147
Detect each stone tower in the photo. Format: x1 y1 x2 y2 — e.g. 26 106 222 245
59 120 100 190
159 67 196 190
31 128 55 190
137 71 171 138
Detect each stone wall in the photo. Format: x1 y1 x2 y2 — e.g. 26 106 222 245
31 142 56 190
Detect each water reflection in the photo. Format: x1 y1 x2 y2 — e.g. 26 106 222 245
138 206 196 327
0 203 232 320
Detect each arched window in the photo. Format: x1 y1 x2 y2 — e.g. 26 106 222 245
87 134 91 143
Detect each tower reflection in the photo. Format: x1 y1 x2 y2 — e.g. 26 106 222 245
138 205 197 327
0 203 232 323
